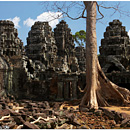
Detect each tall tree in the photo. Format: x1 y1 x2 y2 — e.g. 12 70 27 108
80 1 130 109
44 1 130 109
73 30 86 47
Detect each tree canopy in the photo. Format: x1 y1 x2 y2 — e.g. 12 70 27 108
73 30 86 47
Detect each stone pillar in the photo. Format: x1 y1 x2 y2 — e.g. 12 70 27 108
64 82 69 100
56 82 64 101
71 81 77 100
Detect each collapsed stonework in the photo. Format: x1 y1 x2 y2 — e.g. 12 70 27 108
99 19 130 89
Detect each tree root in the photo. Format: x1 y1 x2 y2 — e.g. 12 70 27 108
80 60 130 109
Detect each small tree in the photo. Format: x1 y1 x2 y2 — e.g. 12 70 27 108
73 30 86 47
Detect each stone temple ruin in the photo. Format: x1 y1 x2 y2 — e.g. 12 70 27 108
0 20 86 101
0 19 130 101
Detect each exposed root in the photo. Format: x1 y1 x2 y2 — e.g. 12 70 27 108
80 60 130 109
98 60 130 105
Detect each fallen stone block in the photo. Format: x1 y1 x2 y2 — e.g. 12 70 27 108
23 121 40 129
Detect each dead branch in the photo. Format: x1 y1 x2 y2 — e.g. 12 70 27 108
16 116 57 129
98 2 130 17
30 116 56 124
78 85 85 93
0 114 10 121
16 125 23 129
56 123 69 129
54 2 86 20
96 2 104 20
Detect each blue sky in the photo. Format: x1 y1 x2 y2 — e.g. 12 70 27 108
1 1 130 54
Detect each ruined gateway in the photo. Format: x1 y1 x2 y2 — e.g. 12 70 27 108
0 19 130 101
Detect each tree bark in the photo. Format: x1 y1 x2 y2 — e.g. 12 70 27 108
80 1 130 109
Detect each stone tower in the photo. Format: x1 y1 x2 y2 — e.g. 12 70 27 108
25 21 57 69
99 19 130 73
54 20 79 72
0 20 24 57
54 20 75 57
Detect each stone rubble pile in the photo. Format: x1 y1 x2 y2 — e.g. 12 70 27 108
0 98 130 129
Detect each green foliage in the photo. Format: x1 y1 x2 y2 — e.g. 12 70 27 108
73 30 86 47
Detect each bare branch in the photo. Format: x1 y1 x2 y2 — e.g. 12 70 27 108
0 114 10 121
41 1 130 24
96 2 104 20
16 125 23 129
98 2 130 18
42 1 87 21
54 2 86 20
31 116 56 124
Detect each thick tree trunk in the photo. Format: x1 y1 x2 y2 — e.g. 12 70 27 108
81 1 98 109
80 1 130 109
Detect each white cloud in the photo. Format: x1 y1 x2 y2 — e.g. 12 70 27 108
23 11 63 28
128 30 130 38
7 16 20 28
23 18 35 27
